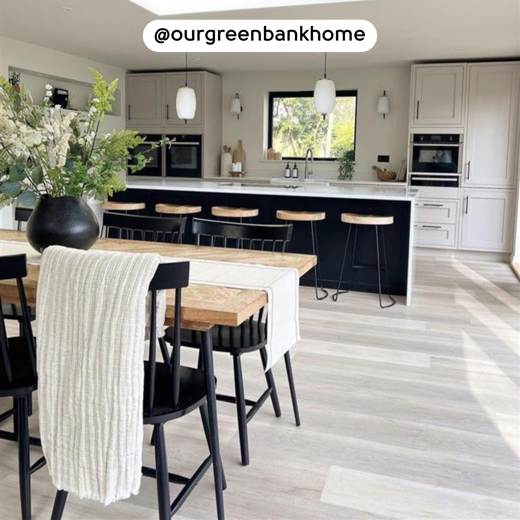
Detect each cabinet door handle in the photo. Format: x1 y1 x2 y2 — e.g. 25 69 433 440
422 225 442 229
465 196 469 214
423 204 443 208
128 104 131 120
416 100 420 120
166 104 170 120
466 161 471 180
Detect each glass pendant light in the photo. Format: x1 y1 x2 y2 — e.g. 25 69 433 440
314 52 336 118
176 52 196 122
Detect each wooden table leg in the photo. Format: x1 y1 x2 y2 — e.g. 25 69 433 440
201 329 225 520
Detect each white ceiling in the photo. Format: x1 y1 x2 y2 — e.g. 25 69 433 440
1 0 519 72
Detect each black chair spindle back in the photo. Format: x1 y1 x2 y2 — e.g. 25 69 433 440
103 212 187 244
0 255 37 387
14 207 33 232
192 218 293 252
146 261 190 413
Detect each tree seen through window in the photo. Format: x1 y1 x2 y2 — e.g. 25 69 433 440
268 90 357 160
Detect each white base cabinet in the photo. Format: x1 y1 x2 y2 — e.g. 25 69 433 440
414 199 459 249
460 189 515 252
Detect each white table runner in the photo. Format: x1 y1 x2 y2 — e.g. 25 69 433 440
0 241 300 369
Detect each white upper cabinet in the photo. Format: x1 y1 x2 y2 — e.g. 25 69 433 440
460 189 514 252
412 65 465 126
165 73 203 127
464 64 520 188
126 74 163 126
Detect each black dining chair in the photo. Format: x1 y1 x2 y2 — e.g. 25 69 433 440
0 254 46 520
51 261 226 520
167 218 301 467
102 212 187 244
3 208 36 337
14 207 33 231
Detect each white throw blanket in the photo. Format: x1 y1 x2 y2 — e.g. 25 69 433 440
164 257 300 370
36 246 162 505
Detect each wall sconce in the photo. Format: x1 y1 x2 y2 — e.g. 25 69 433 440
230 93 243 119
377 90 390 119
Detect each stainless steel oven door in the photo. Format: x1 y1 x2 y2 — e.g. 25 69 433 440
410 143 462 174
128 135 163 177
165 135 202 178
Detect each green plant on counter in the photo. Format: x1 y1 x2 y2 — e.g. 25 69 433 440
337 148 355 181
0 68 165 208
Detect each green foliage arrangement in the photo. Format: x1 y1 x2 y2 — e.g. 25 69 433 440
0 68 158 208
337 148 355 181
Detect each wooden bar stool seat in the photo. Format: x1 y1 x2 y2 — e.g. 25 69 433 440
276 209 328 300
156 203 202 216
334 212 396 308
341 213 394 226
211 206 259 219
101 201 146 212
276 210 326 222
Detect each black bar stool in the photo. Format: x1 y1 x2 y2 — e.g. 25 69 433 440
155 204 202 243
332 213 396 308
276 210 328 300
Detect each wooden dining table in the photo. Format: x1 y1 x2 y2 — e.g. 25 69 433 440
0 229 316 520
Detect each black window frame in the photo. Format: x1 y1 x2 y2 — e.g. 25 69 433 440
267 90 358 161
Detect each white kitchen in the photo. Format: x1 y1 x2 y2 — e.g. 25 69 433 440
0 1 519 520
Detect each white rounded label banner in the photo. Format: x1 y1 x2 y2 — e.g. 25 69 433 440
143 20 377 52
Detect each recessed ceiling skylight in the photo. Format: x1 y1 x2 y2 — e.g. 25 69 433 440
128 0 370 16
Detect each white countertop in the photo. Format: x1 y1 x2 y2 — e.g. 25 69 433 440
125 179 418 201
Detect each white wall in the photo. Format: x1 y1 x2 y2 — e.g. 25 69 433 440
0 36 127 229
512 145 520 263
221 66 410 180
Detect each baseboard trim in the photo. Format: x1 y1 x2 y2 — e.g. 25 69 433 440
415 247 510 263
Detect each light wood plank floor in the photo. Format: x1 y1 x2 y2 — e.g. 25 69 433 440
1 256 519 519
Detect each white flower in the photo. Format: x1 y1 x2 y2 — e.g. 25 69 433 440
78 138 85 146
90 131 96 138
45 84 53 90
89 106 97 114
45 90 52 98
54 104 61 110
92 98 100 103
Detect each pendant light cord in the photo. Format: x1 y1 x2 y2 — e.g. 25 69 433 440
185 52 188 87
324 52 327 79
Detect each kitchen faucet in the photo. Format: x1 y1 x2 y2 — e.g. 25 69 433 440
304 148 314 179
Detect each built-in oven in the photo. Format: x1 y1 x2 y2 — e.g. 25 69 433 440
127 135 163 177
165 134 202 178
410 133 463 174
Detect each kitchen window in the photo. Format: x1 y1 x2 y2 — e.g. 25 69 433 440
268 90 357 160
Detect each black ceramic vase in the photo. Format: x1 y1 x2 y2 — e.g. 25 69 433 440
26 195 100 252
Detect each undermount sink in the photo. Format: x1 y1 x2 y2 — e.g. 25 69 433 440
219 182 302 189
270 178 330 186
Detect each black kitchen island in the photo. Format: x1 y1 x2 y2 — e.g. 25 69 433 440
111 179 418 305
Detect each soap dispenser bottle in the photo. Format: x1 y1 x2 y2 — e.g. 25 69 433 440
284 162 291 178
292 163 299 179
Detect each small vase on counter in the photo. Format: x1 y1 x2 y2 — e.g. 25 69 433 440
221 146 232 176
